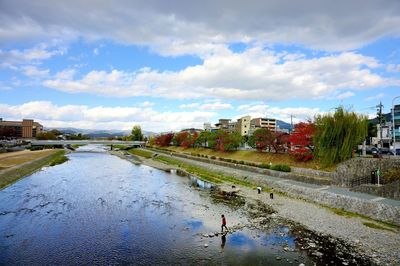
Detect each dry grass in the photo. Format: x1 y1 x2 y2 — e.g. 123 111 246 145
0 150 59 169
0 150 67 189
164 146 336 171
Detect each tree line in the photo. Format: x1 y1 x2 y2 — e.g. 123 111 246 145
150 107 368 167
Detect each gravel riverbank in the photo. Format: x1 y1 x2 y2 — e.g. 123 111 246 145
113 150 400 265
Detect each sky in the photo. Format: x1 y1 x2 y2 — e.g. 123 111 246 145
0 0 400 132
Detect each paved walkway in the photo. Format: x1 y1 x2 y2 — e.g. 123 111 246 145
164 152 400 208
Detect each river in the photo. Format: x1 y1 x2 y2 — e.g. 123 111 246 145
0 145 313 265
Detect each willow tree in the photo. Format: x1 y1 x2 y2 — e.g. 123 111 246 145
314 107 368 166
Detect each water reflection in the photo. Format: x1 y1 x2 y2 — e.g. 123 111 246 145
189 175 214 189
221 233 227 249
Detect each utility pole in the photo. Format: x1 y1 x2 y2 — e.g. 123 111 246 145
376 101 384 186
290 114 294 133
376 101 384 150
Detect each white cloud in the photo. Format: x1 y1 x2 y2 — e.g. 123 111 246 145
0 101 216 132
180 101 232 110
365 93 385 101
1 1 400 56
93 48 99 55
237 104 321 123
387 64 400 73
21 66 50 78
0 44 65 68
141 101 154 107
43 49 396 100
180 103 200 109
335 91 355 100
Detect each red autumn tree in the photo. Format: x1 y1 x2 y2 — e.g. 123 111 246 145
190 132 199 147
271 131 289 153
155 133 174 147
173 132 189 147
248 128 273 152
288 122 315 161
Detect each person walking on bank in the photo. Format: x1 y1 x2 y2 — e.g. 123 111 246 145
221 214 228 232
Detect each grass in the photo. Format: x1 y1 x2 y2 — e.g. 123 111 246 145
323 206 399 232
362 222 397 232
128 148 153 159
71 144 86 148
49 154 69 166
159 146 336 171
0 150 68 190
0 149 58 169
155 155 261 189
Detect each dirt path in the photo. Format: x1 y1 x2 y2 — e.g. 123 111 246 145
0 150 58 170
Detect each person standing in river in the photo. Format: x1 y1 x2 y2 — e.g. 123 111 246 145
221 214 228 232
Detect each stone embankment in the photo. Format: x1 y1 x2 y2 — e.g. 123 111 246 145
147 148 400 226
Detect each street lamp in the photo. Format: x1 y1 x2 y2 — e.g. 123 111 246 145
392 96 400 157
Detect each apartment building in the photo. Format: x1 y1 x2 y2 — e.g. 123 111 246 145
236 116 251 136
393 104 400 148
251 117 276 131
0 118 43 138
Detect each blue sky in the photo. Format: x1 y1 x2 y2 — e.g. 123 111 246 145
1 0 400 132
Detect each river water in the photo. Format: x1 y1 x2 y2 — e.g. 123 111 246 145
0 146 313 265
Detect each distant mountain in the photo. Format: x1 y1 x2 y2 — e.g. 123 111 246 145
368 113 391 125
276 120 293 131
45 127 155 138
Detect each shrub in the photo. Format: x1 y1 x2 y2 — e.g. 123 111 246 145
382 169 400 184
270 164 291 172
259 163 271 169
239 160 245 165
210 156 216 160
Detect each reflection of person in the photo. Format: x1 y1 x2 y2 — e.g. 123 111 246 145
221 233 226 248
221 214 228 232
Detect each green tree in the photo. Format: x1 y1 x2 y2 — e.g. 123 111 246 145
36 131 57 140
195 131 213 147
215 130 243 152
314 107 368 166
131 125 144 141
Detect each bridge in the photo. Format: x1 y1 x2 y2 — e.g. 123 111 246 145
30 140 146 148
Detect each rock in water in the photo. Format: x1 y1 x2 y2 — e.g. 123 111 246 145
204 244 208 248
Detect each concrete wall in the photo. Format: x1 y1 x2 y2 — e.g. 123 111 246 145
351 181 400 200
333 157 400 186
221 168 400 225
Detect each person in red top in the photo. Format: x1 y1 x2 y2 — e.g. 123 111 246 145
221 214 228 232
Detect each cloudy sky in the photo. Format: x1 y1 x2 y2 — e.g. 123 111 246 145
1 0 399 132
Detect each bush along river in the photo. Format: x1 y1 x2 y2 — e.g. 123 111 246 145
0 145 370 265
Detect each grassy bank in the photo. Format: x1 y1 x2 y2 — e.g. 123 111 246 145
0 150 68 190
128 148 153 158
155 155 265 189
153 146 336 171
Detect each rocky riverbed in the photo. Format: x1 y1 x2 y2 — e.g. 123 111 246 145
114 150 400 265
